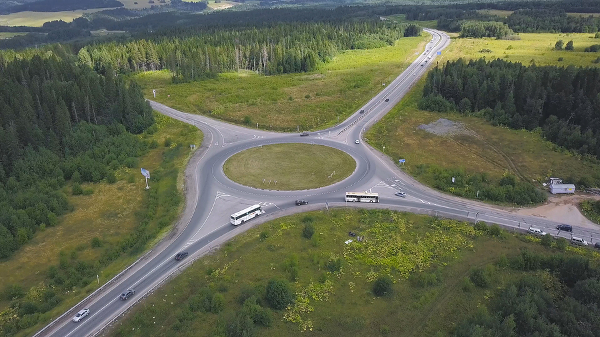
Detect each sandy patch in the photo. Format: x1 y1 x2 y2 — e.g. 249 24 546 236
418 118 476 137
515 194 600 230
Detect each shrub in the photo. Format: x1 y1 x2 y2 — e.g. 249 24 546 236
124 157 138 168
565 40 574 51
259 231 269 241
164 138 172 147
489 224 503 237
461 277 475 292
243 116 252 125
373 275 393 297
91 237 102 248
265 279 294 310
326 257 342 272
558 57 564 61
71 171 81 183
469 267 491 288
302 223 314 239
540 234 553 248
211 293 225 313
72 183 83 195
149 139 159 149
474 221 488 233
106 171 117 184
554 40 564 50
556 237 568 251
3 284 25 300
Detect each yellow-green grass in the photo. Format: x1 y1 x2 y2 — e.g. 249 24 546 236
223 144 355 191
0 113 202 336
207 0 239 10
367 77 600 190
438 33 600 67
109 209 593 337
476 9 514 17
0 9 109 27
90 29 127 36
0 32 27 39
133 35 428 131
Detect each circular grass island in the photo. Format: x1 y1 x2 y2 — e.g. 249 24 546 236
223 143 356 191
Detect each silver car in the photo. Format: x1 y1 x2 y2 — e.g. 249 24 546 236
72 308 90 322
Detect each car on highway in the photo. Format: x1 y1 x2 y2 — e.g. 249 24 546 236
120 289 135 300
384 98 390 102
72 309 90 322
295 200 308 206
355 139 360 144
556 224 572 232
360 109 365 114
174 251 188 261
571 236 588 246
527 227 546 236
300 131 309 136
595 242 600 250
395 192 406 197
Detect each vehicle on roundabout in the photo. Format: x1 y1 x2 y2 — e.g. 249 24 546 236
355 139 360 144
72 309 90 322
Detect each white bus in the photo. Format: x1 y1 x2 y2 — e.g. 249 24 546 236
230 204 263 226
345 192 379 203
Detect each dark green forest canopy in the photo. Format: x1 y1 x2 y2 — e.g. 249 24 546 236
421 59 600 162
77 21 415 82
0 56 154 258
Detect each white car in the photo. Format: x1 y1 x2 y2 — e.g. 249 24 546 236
527 227 546 236
395 192 406 197
571 237 588 246
72 308 90 322
355 139 360 144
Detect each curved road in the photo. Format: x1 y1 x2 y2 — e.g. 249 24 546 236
37 28 599 337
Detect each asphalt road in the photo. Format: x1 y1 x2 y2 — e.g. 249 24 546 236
37 28 599 337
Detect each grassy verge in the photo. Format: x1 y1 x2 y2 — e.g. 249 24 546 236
108 209 598 336
0 9 108 27
0 113 202 336
132 35 427 131
223 144 355 191
581 200 600 225
0 32 27 39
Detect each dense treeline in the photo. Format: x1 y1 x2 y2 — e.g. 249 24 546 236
421 59 600 160
507 9 600 33
455 250 600 337
0 55 154 258
78 21 407 82
0 0 123 14
459 21 514 39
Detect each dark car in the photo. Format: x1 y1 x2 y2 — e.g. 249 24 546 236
556 224 572 232
595 242 600 250
120 289 135 300
360 109 365 114
175 251 189 261
295 200 308 206
300 131 309 136
384 98 390 102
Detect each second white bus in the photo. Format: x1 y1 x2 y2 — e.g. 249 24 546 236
345 192 379 203
230 204 263 225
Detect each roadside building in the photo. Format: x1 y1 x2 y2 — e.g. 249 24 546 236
548 178 575 194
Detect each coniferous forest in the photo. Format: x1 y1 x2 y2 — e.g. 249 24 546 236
420 59 600 160
77 21 411 82
0 56 153 258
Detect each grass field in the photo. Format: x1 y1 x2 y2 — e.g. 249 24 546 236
223 144 355 191
109 209 597 337
438 33 600 67
0 32 27 39
133 35 427 131
0 9 109 27
476 9 514 17
0 113 202 336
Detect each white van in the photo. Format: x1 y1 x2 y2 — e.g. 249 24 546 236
571 237 588 246
527 227 546 236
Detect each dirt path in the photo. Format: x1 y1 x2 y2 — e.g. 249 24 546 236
514 194 600 230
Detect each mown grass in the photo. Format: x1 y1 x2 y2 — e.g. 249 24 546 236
438 33 600 67
0 32 27 39
367 77 600 196
109 209 593 337
133 35 427 131
223 144 355 191
581 200 600 225
1 113 202 336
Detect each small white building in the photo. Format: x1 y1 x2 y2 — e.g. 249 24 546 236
550 184 575 194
